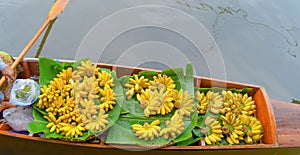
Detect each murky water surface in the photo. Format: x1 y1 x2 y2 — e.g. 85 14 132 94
0 0 299 102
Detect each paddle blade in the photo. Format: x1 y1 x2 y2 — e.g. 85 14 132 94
47 0 70 21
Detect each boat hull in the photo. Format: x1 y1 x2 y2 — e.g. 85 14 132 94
1 128 300 155
0 58 299 154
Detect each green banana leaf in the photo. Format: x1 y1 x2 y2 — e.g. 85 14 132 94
174 111 198 143
176 114 205 146
117 67 185 115
162 67 185 91
27 107 94 140
106 64 198 145
176 136 201 146
38 57 63 86
185 63 194 97
105 118 171 145
27 108 48 133
137 70 158 81
38 57 89 86
106 113 197 145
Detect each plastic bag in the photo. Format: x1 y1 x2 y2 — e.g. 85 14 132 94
0 91 4 101
3 106 33 131
9 79 40 106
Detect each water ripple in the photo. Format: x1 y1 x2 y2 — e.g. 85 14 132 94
174 0 299 57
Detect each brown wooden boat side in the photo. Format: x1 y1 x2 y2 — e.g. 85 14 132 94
1 99 299 149
271 99 300 147
1 58 299 150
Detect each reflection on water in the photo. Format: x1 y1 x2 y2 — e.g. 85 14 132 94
34 18 56 58
0 0 300 102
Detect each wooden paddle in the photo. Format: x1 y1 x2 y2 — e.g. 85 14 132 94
0 0 70 87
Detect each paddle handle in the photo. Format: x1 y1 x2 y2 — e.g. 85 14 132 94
0 19 50 87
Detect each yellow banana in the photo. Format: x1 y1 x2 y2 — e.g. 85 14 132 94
131 120 161 141
204 136 212 145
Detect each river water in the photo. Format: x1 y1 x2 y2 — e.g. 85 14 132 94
0 0 300 102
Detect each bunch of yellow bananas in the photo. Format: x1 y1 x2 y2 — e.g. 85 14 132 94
159 112 185 139
72 60 98 81
59 122 86 139
201 116 223 145
132 120 161 140
174 89 195 117
44 113 62 133
96 71 114 88
239 115 263 144
58 110 81 124
206 91 224 114
149 81 166 92
72 71 101 128
127 73 195 141
154 86 174 115
56 67 72 80
150 74 176 91
72 61 116 132
38 60 118 139
125 75 149 99
193 88 263 145
72 76 99 102
126 73 178 117
57 97 76 116
195 91 209 114
143 89 165 117
37 85 53 108
240 94 256 115
220 113 244 144
138 88 174 116
37 70 73 109
84 109 109 131
78 99 99 122
38 67 83 137
156 96 174 116
50 78 72 97
45 96 64 115
221 90 256 116
136 89 151 108
99 85 116 112
96 69 116 113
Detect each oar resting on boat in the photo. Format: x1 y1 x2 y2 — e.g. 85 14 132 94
0 0 70 88
0 0 69 113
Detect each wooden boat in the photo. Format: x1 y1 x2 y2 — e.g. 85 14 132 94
1 58 300 155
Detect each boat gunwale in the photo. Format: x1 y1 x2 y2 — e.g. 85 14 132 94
0 130 279 150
